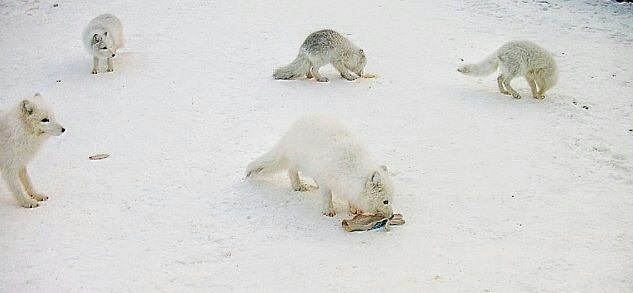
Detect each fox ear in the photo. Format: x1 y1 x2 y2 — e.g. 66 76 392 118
379 165 388 172
359 49 365 55
368 171 382 186
91 34 100 44
104 31 108 36
21 100 34 115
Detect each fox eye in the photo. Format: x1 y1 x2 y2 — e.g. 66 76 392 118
41 118 49 123
383 200 389 205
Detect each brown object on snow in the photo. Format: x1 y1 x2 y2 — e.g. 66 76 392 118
342 213 405 232
89 154 110 160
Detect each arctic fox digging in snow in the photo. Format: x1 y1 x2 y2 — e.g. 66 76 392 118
458 40 558 99
273 29 367 82
83 14 124 74
0 93 65 208
246 114 394 218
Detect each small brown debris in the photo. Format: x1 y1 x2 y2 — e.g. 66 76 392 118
89 154 110 160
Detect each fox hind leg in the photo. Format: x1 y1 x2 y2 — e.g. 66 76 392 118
499 74 521 99
306 66 314 79
497 75 510 95
499 63 522 99
288 169 312 191
306 55 328 82
311 65 328 82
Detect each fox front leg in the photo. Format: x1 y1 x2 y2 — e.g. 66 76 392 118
3 168 38 208
19 168 48 201
349 203 364 215
332 60 357 81
92 57 99 74
106 57 114 72
321 189 335 217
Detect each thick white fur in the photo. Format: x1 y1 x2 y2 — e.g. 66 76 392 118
83 14 123 74
246 114 394 218
273 29 367 82
457 40 558 99
0 93 65 208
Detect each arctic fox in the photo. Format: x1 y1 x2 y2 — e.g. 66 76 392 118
457 40 558 99
246 114 394 218
83 14 123 74
273 29 367 82
0 93 65 208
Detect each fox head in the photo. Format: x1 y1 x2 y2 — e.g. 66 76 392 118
91 31 117 58
20 93 65 137
358 166 394 218
346 49 367 77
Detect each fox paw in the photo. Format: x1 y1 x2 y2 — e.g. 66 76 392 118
91 70 98 74
106 68 114 73
315 77 329 82
341 73 358 81
512 94 522 99
533 95 545 99
349 206 364 215
293 183 315 192
322 208 336 217
21 199 39 208
30 192 48 202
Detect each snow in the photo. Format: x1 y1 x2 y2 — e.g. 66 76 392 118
1 0 632 292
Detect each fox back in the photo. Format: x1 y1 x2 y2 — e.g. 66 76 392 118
286 115 393 216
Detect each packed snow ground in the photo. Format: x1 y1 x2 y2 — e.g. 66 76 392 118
1 1 632 292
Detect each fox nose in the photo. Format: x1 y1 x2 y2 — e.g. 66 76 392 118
111 53 116 57
61 128 66 133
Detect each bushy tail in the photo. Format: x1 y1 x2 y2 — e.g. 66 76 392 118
273 53 311 79
457 53 499 76
246 144 288 178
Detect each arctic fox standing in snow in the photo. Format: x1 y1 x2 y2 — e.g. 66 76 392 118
246 114 394 218
273 29 367 82
83 14 123 74
0 93 65 208
458 40 558 99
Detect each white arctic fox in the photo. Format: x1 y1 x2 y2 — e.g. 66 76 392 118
246 114 394 218
0 93 65 208
458 40 558 99
83 14 123 74
273 29 367 82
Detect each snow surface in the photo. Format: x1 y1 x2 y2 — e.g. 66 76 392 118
1 1 632 292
